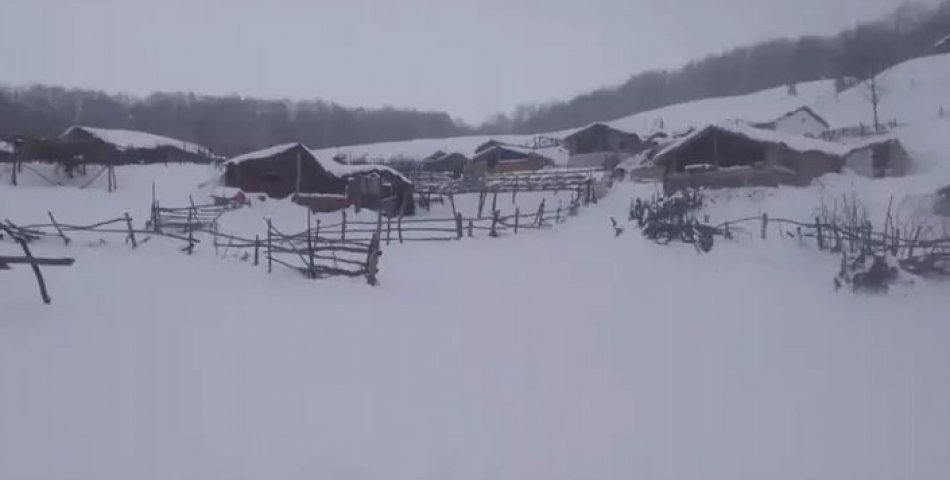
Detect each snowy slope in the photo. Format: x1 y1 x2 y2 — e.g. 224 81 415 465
2 177 950 480
315 53 950 169
2 53 950 480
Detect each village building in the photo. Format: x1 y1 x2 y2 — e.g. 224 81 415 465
421 150 469 178
0 140 13 163
561 123 642 169
935 184 950 216
843 137 912 178
59 126 218 164
750 106 830 138
654 123 848 194
222 143 414 216
466 145 554 176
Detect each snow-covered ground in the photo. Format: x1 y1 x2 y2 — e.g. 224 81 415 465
2 168 950 479
2 53 950 480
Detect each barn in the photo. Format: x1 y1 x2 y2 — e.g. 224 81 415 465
421 151 469 178
562 123 642 169
60 126 218 164
222 143 414 216
655 123 848 194
466 145 554 176
751 106 830 138
844 137 911 178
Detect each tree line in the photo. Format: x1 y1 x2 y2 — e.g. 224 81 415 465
1 1 948 156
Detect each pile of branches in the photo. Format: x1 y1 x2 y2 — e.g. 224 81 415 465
627 189 727 253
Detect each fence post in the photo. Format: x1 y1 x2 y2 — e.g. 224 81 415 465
365 233 381 286
468 220 474 238
536 199 546 226
185 207 195 254
490 210 500 238
815 217 824 250
123 212 137 249
153 200 162 233
449 194 457 219
307 212 316 279
514 208 520 234
341 210 347 242
254 235 260 266
266 219 273 273
477 190 486 220
455 213 464 239
555 206 561 224
760 213 768 239
12 232 52 304
491 190 498 213
386 217 392 245
47 211 70 245
512 179 518 203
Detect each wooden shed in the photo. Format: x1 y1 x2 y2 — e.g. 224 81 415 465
751 106 830 138
223 143 414 216
421 151 469 178
466 145 553 176
562 123 642 169
655 123 847 194
844 137 911 178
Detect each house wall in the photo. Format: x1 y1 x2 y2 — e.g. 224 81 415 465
844 141 910 178
567 152 631 169
565 126 640 156
225 147 341 199
772 110 828 137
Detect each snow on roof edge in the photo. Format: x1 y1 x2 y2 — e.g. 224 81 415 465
654 122 850 164
64 126 213 156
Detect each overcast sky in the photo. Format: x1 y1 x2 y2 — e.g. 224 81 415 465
0 0 938 124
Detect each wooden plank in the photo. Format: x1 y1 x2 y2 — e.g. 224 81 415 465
0 256 75 266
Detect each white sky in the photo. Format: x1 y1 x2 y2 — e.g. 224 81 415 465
0 0 939 124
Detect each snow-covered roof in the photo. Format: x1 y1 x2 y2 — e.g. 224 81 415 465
224 142 304 166
654 122 850 165
225 142 412 184
63 126 213 156
561 122 637 141
757 106 830 129
0 140 12 154
839 134 902 153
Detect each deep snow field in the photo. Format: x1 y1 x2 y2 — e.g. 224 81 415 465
2 157 950 480
2 53 950 480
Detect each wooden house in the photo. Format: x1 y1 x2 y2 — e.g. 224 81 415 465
562 123 642 169
222 143 414 216
466 145 553 176
421 151 469 178
844 137 911 178
60 126 217 164
655 123 848 194
751 106 830 138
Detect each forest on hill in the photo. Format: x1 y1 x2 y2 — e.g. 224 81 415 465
1 1 948 155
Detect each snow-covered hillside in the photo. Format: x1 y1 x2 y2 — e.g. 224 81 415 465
2 53 950 480
315 53 950 170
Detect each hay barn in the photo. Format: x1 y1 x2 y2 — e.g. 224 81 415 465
562 123 642 169
466 145 554 176
655 123 848 194
223 143 414 216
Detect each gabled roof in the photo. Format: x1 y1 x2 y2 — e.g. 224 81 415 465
755 106 830 129
62 126 213 156
225 142 411 184
562 122 637 141
654 122 850 166
224 142 307 166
